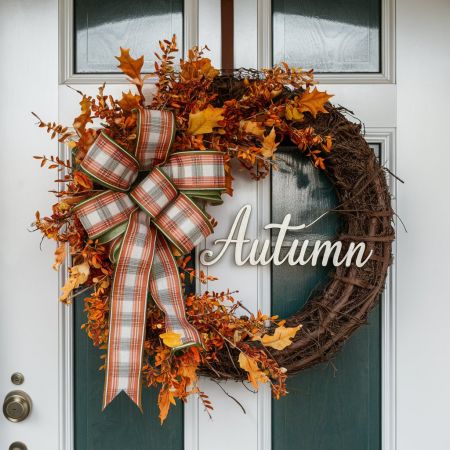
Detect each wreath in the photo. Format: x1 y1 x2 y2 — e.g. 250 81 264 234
33 36 394 423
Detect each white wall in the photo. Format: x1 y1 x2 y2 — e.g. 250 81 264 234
0 1 59 449
397 1 450 449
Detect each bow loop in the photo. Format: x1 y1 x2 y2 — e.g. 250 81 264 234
80 132 139 191
74 191 137 242
135 109 175 170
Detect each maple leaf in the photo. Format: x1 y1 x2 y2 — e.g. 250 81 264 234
73 95 92 134
180 57 219 81
116 48 144 83
238 353 269 389
116 48 146 102
188 106 224 135
160 331 183 348
240 120 265 137
296 88 333 118
260 127 279 158
118 90 142 112
254 325 301 351
60 261 90 301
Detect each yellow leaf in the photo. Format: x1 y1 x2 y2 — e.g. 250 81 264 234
296 88 333 118
238 353 269 390
188 106 224 135
285 104 304 122
160 331 183 348
240 120 265 137
52 243 66 271
260 127 279 158
254 325 302 351
59 261 90 301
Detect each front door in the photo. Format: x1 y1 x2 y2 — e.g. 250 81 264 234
2 0 423 449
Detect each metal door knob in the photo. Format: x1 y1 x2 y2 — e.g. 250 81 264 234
9 443 28 450
3 390 32 422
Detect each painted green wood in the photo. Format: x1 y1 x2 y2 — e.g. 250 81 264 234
74 296 183 450
271 149 381 450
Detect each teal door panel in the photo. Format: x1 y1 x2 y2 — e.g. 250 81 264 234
271 148 381 450
74 297 183 450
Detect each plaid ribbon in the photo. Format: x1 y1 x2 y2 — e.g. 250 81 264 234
74 109 225 409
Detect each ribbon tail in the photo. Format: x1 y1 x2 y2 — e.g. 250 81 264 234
149 233 201 348
103 210 157 411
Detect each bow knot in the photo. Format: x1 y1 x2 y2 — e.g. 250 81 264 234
74 109 225 409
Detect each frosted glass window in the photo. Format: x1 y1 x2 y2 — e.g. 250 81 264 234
273 0 381 73
74 0 183 73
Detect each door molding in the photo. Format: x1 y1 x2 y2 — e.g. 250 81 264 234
366 128 397 450
58 147 75 450
257 0 396 83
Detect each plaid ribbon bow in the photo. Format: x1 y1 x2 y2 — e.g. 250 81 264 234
74 109 226 410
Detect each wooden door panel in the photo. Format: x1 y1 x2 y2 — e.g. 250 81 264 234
271 149 381 450
74 297 183 450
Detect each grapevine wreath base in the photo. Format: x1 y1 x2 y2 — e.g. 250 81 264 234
33 38 394 421
202 77 394 379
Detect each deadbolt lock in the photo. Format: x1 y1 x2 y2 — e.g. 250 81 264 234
3 390 32 422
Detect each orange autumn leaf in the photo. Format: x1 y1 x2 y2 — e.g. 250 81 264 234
238 352 269 389
116 48 144 83
296 87 333 118
188 106 224 135
254 325 301 351
158 387 176 424
116 48 146 102
178 362 198 384
73 95 92 134
260 127 279 158
73 170 93 190
118 90 142 112
180 56 219 81
160 331 183 348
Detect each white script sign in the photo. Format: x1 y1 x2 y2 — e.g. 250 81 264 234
200 205 372 268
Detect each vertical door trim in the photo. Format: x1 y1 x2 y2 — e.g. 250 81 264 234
366 128 398 450
257 178 272 450
257 0 396 83
58 143 74 450
59 0 199 84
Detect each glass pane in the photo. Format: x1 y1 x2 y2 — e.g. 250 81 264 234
272 0 381 73
75 0 183 73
